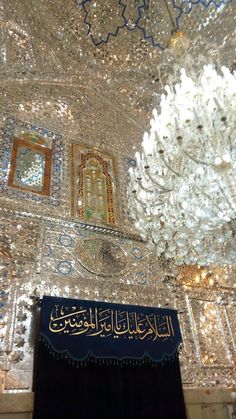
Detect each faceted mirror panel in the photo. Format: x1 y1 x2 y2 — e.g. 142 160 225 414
13 147 45 191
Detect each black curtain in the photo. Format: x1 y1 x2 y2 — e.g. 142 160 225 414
33 341 187 419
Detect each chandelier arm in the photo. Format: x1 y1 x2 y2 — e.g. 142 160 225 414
194 184 226 217
137 178 154 193
145 168 173 192
131 191 147 208
196 129 236 214
219 175 236 213
227 134 233 154
182 149 208 166
207 130 227 157
218 185 236 214
219 130 230 151
159 155 182 177
132 187 164 210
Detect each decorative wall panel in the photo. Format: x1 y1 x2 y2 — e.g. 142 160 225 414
8 137 52 195
40 221 156 286
0 212 41 392
224 307 236 352
0 116 63 205
188 298 232 368
0 236 16 354
71 143 119 225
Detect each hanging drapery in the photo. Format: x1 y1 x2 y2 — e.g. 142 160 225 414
33 296 187 419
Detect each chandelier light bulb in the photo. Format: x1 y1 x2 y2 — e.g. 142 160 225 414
167 31 190 56
128 65 236 266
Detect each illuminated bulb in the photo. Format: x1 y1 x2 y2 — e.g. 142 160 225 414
201 270 207 280
195 274 201 283
168 31 190 56
209 278 214 287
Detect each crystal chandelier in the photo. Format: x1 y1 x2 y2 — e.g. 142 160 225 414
128 65 236 266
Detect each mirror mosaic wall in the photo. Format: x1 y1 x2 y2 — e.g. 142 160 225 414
0 0 235 394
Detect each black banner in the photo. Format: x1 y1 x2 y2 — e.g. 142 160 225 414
33 296 187 419
39 295 182 363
